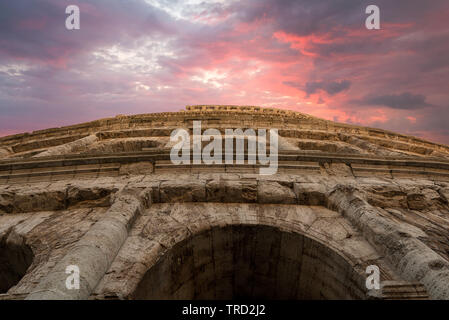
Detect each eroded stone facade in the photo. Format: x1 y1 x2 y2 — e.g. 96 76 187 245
0 105 448 300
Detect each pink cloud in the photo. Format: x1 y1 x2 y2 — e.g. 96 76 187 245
0 0 448 145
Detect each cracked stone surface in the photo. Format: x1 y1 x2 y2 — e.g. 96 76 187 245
0 106 448 300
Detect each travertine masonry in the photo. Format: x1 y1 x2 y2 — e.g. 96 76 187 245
0 106 448 300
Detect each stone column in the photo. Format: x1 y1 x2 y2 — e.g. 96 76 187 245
327 185 449 299
26 187 151 300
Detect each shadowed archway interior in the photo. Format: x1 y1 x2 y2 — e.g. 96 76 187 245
0 234 34 294
132 225 366 300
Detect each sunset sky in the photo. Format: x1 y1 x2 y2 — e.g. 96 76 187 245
1 0 448 144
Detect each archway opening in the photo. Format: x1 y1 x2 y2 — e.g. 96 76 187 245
132 225 366 299
0 234 34 293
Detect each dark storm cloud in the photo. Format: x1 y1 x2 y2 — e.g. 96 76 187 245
352 92 433 110
304 80 351 96
0 0 175 63
284 79 351 96
231 0 448 34
229 0 449 66
230 0 361 36
368 105 449 144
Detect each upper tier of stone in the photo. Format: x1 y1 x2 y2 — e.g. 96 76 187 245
0 105 448 160
185 104 313 116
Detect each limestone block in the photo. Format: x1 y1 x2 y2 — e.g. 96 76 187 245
12 189 66 213
33 135 98 158
160 180 206 202
0 147 11 158
257 181 296 204
67 185 115 207
363 184 408 208
0 191 14 214
438 188 449 204
293 182 327 205
119 162 153 175
205 179 257 203
321 162 354 177
407 188 442 210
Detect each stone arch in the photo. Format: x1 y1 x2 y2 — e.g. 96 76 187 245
131 224 367 299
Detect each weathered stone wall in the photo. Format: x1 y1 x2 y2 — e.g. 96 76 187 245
0 171 446 299
0 106 448 300
1 105 448 160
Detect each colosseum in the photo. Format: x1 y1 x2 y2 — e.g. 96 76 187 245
0 105 448 300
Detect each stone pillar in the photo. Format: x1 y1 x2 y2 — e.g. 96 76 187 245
327 185 449 299
26 188 151 300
